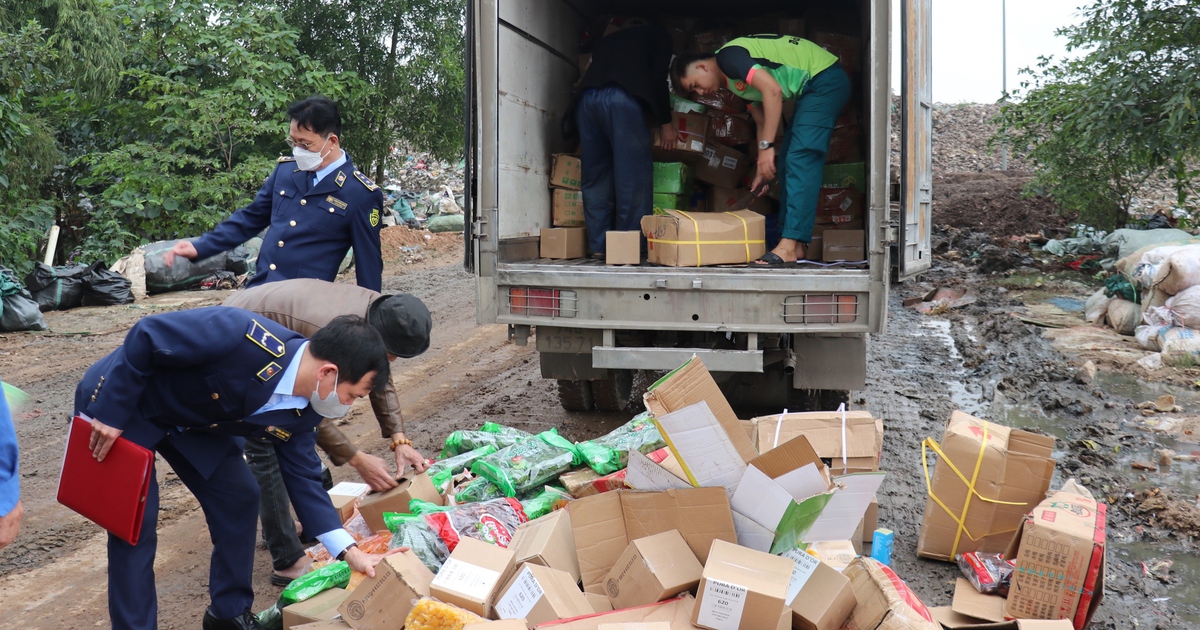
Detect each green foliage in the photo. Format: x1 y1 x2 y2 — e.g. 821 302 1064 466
998 0 1200 232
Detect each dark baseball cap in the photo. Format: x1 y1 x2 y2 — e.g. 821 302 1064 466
367 294 431 358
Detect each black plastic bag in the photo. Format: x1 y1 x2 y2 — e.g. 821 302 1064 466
0 267 48 331
24 262 88 312
80 261 135 306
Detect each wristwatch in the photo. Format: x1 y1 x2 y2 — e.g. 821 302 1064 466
758 140 775 150
336 543 358 561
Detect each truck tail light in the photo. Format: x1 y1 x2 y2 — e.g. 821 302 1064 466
782 294 859 324
508 288 576 318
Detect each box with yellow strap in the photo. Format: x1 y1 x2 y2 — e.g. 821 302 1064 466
915 411 1057 562
641 209 767 267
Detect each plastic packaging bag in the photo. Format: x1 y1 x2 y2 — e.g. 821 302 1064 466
520 486 573 520
409 498 454 515
471 430 581 497
389 516 450 573
0 268 48 331
256 561 352 630
956 552 1015 596
403 597 485 630
1083 288 1111 324
1106 298 1140 335
1155 248 1200 295
424 497 528 551
1159 327 1200 366
442 422 532 457
80 261 135 306
576 412 665 474
24 262 87 311
454 477 505 503
428 445 498 491
1165 285 1200 329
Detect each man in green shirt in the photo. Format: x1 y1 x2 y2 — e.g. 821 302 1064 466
675 35 851 264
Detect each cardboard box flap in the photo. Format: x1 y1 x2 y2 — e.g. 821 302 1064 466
536 594 696 630
654 401 747 496
931 607 1076 629
644 356 757 463
951 578 1006 622
748 435 824 480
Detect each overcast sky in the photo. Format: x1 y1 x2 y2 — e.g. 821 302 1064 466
891 0 1086 103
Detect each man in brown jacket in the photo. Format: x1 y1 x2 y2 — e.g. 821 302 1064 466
223 278 431 585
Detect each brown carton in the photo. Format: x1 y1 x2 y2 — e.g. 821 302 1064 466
560 468 604 498
338 551 434 630
553 190 586 227
823 229 865 262
604 530 703 610
842 558 939 630
750 410 884 475
467 621 531 630
643 357 758 465
541 228 587 260
605 231 641 265
430 537 517 618
708 187 772 215
550 154 582 190
1004 480 1106 629
862 497 879 543
510 509 581 582
917 411 1056 562
328 482 370 524
357 473 443 533
931 579 1074 629
569 488 737 595
692 540 792 630
585 593 613 613
809 540 858 572
642 209 765 267
291 622 351 630
283 588 349 630
535 594 696 630
651 112 710 160
496 563 594 626
694 144 750 189
779 549 857 630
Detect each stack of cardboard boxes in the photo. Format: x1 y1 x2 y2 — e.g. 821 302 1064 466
543 155 587 260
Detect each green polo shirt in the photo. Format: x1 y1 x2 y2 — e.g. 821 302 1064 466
715 36 839 101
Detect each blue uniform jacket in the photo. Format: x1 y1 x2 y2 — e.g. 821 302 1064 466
78 306 341 537
192 154 384 291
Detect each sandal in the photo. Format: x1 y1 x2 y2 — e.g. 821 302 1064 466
270 573 294 587
752 252 788 267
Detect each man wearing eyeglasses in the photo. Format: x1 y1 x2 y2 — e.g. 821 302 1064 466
163 96 385 292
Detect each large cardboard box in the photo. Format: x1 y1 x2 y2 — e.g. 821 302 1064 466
496 563 594 626
842 558 939 630
931 579 1074 629
643 357 758 465
283 588 349 630
328 481 370 524
541 228 587 260
510 509 581 583
642 209 766 267
694 144 750 189
652 112 709 159
823 230 865 262
568 488 737 595
550 154 582 190
604 530 702 610
553 190 586 227
338 551 434 630
430 537 517 618
692 540 792 630
709 187 772 215
779 549 857 630
815 187 864 228
917 412 1056 562
750 411 884 475
357 473 442 532
1004 481 1106 629
606 231 641 266
536 594 696 630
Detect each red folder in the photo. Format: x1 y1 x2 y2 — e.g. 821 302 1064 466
57 415 154 545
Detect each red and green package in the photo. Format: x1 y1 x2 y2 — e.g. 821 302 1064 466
423 497 529 551
575 412 665 474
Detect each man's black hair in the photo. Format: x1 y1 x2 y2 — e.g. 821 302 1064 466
671 51 715 91
308 315 390 393
287 96 342 137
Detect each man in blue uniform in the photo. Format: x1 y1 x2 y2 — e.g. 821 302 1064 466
77 308 399 630
164 96 385 291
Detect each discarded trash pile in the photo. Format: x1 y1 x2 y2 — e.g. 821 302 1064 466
382 152 466 233
260 357 1102 630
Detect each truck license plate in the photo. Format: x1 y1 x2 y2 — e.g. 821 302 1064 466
536 327 602 353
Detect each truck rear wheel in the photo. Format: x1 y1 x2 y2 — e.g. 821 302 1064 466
557 379 595 412
591 370 633 412
787 388 851 411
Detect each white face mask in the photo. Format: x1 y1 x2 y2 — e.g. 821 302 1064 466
293 136 331 171
309 368 353 418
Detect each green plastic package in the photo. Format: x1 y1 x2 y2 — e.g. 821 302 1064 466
456 477 506 503
383 510 423 533
442 422 532 457
408 498 453 515
388 517 449 573
520 486 573 520
256 561 351 629
670 94 707 114
471 430 581 498
429 444 499 490
576 412 665 475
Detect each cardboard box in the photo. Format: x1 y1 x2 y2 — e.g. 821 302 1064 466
709 187 772 215
467 621 530 630
606 231 640 265
357 473 442 533
692 540 792 630
931 578 1074 629
823 230 864 262
652 193 687 212
553 190 586 227
861 497 879 543
809 540 858 572
652 163 692 195
496 563 594 626
291 622 350 630
541 228 587 260
511 509 581 583
1004 480 1106 629
654 401 748 499
568 488 737 595
822 162 866 193
536 594 696 630
816 187 864 227
694 144 750 189
642 209 766 267
430 537 517 618
806 236 823 261
708 111 755 147
750 410 884 475
779 549 857 630
559 468 603 497
917 412 1056 562
328 481 370 524
643 357 757 465
283 588 349 630
338 551 434 630
605 530 702 610
550 154 582 190
585 593 613 613
652 112 709 160
842 558 940 630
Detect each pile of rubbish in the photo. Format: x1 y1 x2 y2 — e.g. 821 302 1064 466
0 261 136 332
381 151 466 233
259 356 1101 630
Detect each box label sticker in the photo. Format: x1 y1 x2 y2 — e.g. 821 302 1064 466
709 157 721 168
704 147 717 159
495 566 543 620
328 481 370 497
696 579 748 630
430 558 502 600
780 548 822 605
690 140 705 152
722 156 739 170
839 197 853 211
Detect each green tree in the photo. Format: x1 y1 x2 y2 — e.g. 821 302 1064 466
998 0 1200 231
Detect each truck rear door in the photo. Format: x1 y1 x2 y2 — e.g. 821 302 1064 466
899 0 933 279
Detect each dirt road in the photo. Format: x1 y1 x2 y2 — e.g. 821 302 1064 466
1 232 1196 627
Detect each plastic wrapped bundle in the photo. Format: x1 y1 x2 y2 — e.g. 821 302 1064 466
403 597 485 630
520 486 573 520
424 497 528 551
471 430 581 497
387 515 450 573
454 477 505 503
576 412 665 474
428 444 499 491
442 422 532 457
256 561 351 630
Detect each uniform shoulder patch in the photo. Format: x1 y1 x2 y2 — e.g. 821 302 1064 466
278 156 296 163
354 170 380 192
246 319 286 357
335 171 347 188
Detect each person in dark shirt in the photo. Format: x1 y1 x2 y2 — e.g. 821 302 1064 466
567 24 677 258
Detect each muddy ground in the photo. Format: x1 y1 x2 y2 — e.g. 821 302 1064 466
1 228 1198 628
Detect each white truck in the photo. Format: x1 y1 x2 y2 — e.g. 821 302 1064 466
464 0 932 413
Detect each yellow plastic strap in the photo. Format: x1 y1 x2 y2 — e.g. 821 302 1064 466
651 418 699 487
678 210 703 266
920 422 1029 557
723 211 751 262
645 211 766 267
